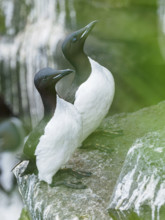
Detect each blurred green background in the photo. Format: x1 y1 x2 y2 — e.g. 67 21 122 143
74 0 165 114
0 1 165 219
0 0 164 121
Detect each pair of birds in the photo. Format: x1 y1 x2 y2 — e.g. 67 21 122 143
22 21 115 188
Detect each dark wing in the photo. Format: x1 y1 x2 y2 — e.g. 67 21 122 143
23 119 48 159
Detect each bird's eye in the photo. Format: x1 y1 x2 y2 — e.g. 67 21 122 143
72 37 77 43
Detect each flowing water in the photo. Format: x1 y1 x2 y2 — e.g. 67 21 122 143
1 0 165 126
0 0 165 219
0 0 75 128
0 0 75 219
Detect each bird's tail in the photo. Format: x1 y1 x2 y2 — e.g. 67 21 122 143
11 153 29 172
11 160 23 172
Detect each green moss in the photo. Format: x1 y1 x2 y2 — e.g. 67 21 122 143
15 101 165 219
19 209 31 220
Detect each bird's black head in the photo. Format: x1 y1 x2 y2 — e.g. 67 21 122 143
34 67 74 94
62 21 98 63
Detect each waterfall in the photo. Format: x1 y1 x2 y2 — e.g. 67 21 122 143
0 1 76 219
0 0 76 128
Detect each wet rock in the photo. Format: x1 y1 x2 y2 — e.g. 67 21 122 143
108 130 165 220
14 101 165 219
14 149 113 220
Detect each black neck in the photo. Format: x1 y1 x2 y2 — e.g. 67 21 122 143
69 52 91 84
40 89 57 120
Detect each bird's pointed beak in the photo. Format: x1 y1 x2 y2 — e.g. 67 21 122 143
80 20 98 40
52 69 74 81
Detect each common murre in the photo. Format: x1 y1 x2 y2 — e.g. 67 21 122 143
56 21 97 104
61 21 115 141
22 68 86 187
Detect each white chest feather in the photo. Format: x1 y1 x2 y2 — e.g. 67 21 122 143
35 96 82 184
74 57 115 141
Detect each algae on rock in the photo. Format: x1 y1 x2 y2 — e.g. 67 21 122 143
19 208 31 220
14 101 165 220
108 130 165 220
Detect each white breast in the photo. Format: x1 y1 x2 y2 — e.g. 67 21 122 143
35 96 82 184
74 57 115 141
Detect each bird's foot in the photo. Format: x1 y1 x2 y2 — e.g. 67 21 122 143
60 168 92 179
50 180 87 189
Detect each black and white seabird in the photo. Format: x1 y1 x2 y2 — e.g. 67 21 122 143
22 68 83 186
61 21 115 141
56 21 97 104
